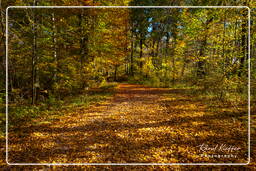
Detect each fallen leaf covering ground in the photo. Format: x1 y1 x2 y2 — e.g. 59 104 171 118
0 83 255 170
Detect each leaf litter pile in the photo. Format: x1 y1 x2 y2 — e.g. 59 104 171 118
8 84 248 163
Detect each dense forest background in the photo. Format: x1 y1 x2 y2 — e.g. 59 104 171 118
0 0 255 168
0 0 254 105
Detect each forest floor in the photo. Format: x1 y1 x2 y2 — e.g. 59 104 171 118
0 83 255 170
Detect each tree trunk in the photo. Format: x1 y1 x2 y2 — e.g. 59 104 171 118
130 38 134 76
152 39 155 57
238 9 247 77
139 35 143 69
32 0 38 105
181 58 186 78
130 24 134 76
172 49 175 84
52 12 57 88
164 32 169 84
197 36 207 77
79 9 88 88
196 17 213 78
114 65 118 81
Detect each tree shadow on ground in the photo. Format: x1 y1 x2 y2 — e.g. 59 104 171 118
8 84 248 164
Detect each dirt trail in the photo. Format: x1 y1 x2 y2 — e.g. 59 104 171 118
8 83 247 163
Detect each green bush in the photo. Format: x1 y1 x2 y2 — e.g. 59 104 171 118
99 80 118 90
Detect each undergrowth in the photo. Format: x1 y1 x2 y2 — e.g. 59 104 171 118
0 82 117 136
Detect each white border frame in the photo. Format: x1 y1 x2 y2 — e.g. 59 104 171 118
5 6 251 166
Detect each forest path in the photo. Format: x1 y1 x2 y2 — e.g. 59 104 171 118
8 83 247 163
